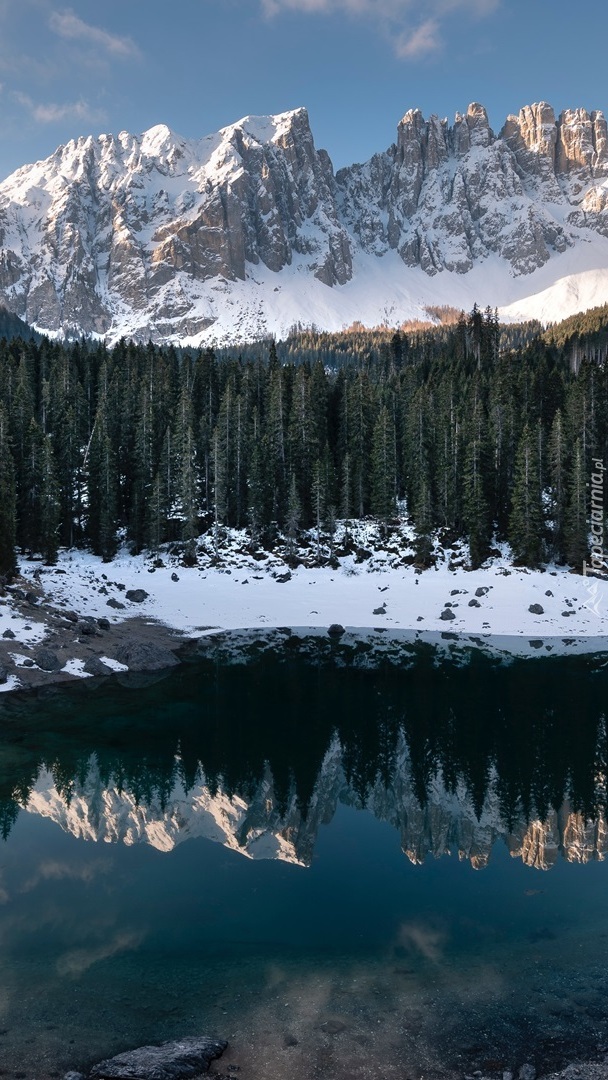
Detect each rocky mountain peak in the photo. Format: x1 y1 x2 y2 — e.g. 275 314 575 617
465 101 492 146
556 106 608 177
1 99 608 344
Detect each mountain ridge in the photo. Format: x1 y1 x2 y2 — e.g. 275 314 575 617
1 101 608 345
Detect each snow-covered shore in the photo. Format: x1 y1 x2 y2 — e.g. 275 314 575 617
1 522 607 695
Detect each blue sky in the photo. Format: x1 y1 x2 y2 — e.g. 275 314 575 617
0 0 607 179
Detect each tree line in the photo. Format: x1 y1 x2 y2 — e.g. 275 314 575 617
0 306 606 574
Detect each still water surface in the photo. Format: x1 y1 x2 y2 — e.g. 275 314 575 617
0 640 607 1079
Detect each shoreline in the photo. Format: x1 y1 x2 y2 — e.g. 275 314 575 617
1 538 607 694
1 540 608 699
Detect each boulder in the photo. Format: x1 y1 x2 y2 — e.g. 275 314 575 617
2 628 15 639
328 623 345 637
439 609 456 621
83 657 111 677
0 663 8 684
34 648 62 672
88 1035 227 1079
528 604 544 615
125 589 149 603
113 642 179 672
107 598 126 610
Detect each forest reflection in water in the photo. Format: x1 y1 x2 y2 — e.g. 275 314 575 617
0 641 608 1079
0 639 606 869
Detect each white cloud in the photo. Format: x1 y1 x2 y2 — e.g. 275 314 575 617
396 18 441 58
13 90 106 124
49 9 140 59
260 0 499 58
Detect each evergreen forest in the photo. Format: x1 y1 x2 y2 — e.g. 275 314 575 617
0 305 606 576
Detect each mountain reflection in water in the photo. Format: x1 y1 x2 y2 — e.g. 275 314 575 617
1 640 606 871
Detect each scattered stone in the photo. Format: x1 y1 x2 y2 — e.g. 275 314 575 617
468 599 481 608
125 589 149 604
113 642 179 672
88 1035 228 1079
372 605 386 615
171 573 179 582
2 628 15 639
63 1073 86 1080
64 611 79 623
518 1067 536 1080
25 591 39 605
116 583 126 591
0 664 8 684
439 609 456 621
528 604 544 615
275 571 292 583
34 648 62 672
22 658 35 667
79 622 97 636
97 617 111 631
283 1034 299 1048
107 598 126 610
545 590 554 597
328 624 345 638
475 587 489 597
321 1020 347 1035
153 558 165 568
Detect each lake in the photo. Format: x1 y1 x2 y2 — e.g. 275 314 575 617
0 637 607 1080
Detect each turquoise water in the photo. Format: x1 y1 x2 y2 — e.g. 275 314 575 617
0 643 607 1079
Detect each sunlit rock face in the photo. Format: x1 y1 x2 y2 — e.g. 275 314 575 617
0 108 351 341
1 101 608 343
24 740 607 872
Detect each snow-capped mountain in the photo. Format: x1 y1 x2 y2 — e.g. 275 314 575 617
2 101 608 345
25 741 608 871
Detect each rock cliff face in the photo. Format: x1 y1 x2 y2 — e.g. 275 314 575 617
1 101 608 343
337 102 608 277
0 108 351 340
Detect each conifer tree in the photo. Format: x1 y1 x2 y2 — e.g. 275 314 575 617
39 435 60 564
564 439 588 569
0 405 17 576
463 428 492 569
548 409 567 560
508 424 544 566
371 404 397 520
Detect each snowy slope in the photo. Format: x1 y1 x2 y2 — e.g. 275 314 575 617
1 101 608 343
